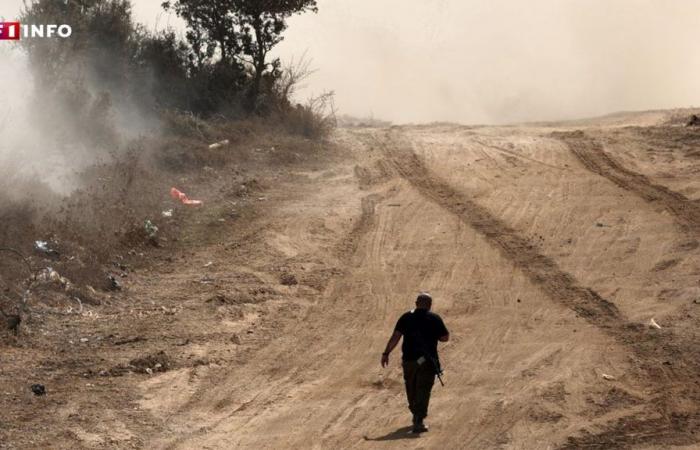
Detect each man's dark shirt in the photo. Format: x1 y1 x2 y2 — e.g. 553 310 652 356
394 309 449 362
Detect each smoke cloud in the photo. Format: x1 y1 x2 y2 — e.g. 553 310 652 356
0 46 91 196
0 0 158 197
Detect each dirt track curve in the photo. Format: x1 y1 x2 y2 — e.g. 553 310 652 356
557 130 700 233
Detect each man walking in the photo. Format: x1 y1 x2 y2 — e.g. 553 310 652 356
381 293 449 433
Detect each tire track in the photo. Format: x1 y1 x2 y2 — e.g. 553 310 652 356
556 130 700 232
379 133 623 328
376 131 700 449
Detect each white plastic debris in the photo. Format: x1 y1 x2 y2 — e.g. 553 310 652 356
66 297 83 315
208 139 230 149
38 267 70 289
649 318 662 329
144 220 159 239
79 338 89 343
601 373 616 381
34 240 59 256
145 368 153 375
203 261 213 268
162 209 173 218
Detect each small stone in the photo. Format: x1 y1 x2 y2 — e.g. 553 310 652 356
31 384 46 396
280 273 298 286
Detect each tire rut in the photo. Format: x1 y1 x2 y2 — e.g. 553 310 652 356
376 131 700 449
380 133 623 328
556 130 700 232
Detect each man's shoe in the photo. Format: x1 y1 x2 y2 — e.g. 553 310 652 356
412 422 429 433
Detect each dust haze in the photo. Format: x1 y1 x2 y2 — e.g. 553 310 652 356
272 0 700 124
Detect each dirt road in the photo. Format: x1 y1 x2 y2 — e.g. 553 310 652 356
129 115 699 448
5 113 700 449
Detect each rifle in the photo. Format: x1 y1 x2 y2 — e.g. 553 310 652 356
432 355 445 387
414 332 445 386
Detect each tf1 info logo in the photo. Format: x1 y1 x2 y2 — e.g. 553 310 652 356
0 22 73 40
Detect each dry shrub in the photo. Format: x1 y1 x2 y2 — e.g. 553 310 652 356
270 55 337 139
160 109 216 140
337 114 392 128
280 92 337 139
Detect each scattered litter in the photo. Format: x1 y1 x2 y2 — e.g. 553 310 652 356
199 276 215 284
31 384 46 396
107 275 122 291
66 297 84 315
203 261 213 268
79 337 89 343
258 197 267 201
34 240 59 257
145 368 153 375
208 139 230 149
144 220 159 239
649 318 662 329
161 209 173 218
170 187 203 206
38 267 70 289
601 373 616 381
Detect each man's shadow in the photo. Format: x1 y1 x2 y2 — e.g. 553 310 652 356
363 426 419 441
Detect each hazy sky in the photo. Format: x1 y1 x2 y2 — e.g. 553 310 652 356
3 0 700 124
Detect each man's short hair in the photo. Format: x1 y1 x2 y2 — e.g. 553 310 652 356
416 292 432 307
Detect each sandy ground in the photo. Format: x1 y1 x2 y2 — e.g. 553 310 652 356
3 111 700 449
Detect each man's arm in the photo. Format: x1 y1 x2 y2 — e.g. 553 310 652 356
381 331 402 367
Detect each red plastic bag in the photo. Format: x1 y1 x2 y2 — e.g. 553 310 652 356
170 187 203 206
